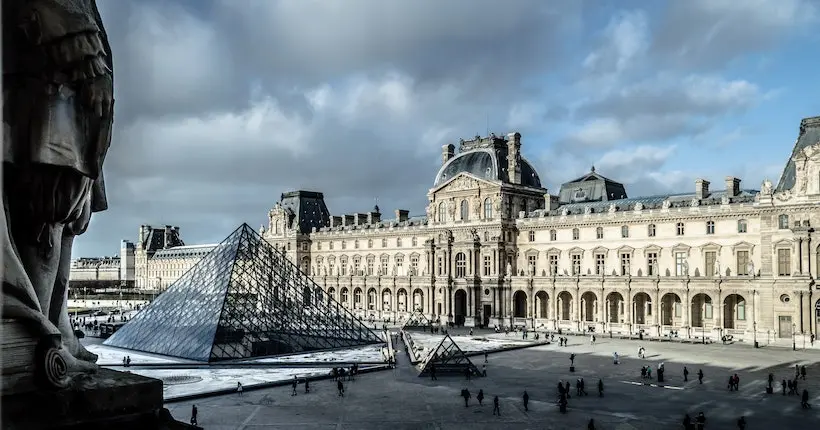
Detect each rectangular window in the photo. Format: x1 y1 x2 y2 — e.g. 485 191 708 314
381 259 389 275
737 220 748 233
318 242 322 250
483 255 492 276
549 255 558 275
353 259 361 275
571 254 581 275
596 228 604 239
527 255 537 275
528 231 535 242
437 257 444 276
455 258 466 278
367 259 374 276
341 262 347 276
329 242 334 250
595 253 606 275
777 249 791 276
411 256 419 275
572 229 580 240
550 230 557 241
675 252 687 276
647 252 658 276
302 242 309 251
648 224 656 237
396 258 404 276
704 251 716 278
621 226 629 238
736 251 749 276
620 253 631 276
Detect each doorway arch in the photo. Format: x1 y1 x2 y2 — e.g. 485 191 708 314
454 289 467 325
558 291 573 320
535 291 549 318
513 290 527 318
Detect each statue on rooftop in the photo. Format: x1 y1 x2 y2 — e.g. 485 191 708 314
2 0 113 388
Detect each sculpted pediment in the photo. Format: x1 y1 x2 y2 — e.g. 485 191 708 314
699 242 722 252
432 172 495 193
592 246 609 256
643 244 662 254
568 246 585 256
772 239 793 248
617 245 635 254
545 247 562 256
524 248 539 256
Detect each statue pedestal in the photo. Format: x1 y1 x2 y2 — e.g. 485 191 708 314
1 367 181 429
2 320 190 429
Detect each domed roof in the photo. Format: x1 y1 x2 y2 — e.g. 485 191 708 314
434 147 543 188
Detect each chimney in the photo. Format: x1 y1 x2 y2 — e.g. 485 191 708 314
506 132 521 184
368 209 382 224
442 144 455 165
163 225 173 249
395 209 409 222
330 216 342 227
138 225 146 247
544 192 560 211
725 176 741 197
695 179 710 200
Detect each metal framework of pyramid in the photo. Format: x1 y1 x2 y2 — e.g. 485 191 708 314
104 223 384 362
417 334 482 377
401 308 433 331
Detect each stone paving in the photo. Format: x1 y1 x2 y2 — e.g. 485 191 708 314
166 331 820 429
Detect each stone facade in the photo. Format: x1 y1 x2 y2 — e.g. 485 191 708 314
261 120 820 345
69 257 122 282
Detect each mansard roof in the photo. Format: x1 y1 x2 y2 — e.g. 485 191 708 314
433 134 543 189
558 166 628 203
776 116 820 192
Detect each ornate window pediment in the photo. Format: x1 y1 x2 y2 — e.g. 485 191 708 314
366 253 376 259
524 248 539 257
545 247 562 257
592 246 609 256
731 241 754 255
699 242 722 252
394 252 406 259
643 244 662 255
568 246 585 256
773 239 793 249
671 243 691 256
409 252 421 259
617 245 635 254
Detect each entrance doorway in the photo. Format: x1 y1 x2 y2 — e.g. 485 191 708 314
779 316 793 338
454 289 467 326
483 304 491 327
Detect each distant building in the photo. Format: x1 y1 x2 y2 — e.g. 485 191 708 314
69 256 123 288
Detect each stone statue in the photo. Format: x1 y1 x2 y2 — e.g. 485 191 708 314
721 195 730 205
747 261 755 277
609 204 617 214
470 228 480 242
506 262 512 278
714 261 721 276
760 179 773 195
426 204 434 220
259 224 266 235
3 0 114 387
634 202 643 211
662 200 671 209
690 198 700 207
447 201 456 220
584 206 592 215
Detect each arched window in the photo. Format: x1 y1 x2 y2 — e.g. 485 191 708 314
274 219 281 235
455 252 467 278
483 198 493 219
438 202 446 223
460 200 469 221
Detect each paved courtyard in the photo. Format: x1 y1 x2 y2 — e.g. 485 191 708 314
166 333 820 429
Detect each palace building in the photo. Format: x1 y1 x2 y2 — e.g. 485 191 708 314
121 116 820 344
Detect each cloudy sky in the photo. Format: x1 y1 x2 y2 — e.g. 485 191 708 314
77 0 820 257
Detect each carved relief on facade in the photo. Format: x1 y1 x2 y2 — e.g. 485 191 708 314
472 196 482 217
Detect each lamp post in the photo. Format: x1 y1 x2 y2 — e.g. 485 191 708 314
753 321 758 348
702 303 706 344
793 323 797 351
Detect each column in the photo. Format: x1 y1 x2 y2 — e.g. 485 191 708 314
682 289 690 332
492 286 498 317
654 289 661 326
797 238 804 275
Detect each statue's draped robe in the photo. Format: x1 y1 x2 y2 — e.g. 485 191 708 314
2 0 112 341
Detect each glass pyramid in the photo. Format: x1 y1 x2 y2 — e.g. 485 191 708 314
418 334 481 377
104 223 384 362
401 308 433 331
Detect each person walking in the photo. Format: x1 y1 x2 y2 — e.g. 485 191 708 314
304 379 310 394
682 413 692 430
237 382 243 397
291 377 298 396
802 389 811 409
597 379 604 397
613 352 619 365
485 352 489 363
737 416 746 429
588 418 596 430
190 405 198 426
697 369 704 384
801 365 807 380
337 380 344 397
477 389 484 406
695 412 706 430
523 390 529 411
461 388 471 407
482 363 487 377
684 366 689 382
430 364 437 381
492 395 501 416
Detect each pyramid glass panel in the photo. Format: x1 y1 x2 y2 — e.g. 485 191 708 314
105 224 383 362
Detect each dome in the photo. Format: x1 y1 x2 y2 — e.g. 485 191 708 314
433 148 543 188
